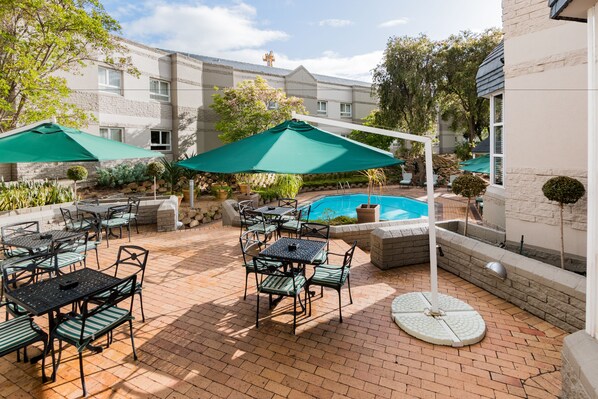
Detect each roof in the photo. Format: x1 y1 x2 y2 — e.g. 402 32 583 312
175 52 371 88
472 137 489 154
476 41 505 98
548 0 589 22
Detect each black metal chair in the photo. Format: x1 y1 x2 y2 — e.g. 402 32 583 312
48 274 138 396
253 256 309 334
239 231 282 300
38 231 88 276
243 209 279 242
100 204 132 247
116 197 141 234
238 200 256 236
97 245 149 322
1 221 40 258
60 208 100 268
299 222 330 265
279 205 311 238
306 241 357 323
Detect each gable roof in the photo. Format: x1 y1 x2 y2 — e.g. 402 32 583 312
472 137 490 154
476 41 505 98
174 51 371 88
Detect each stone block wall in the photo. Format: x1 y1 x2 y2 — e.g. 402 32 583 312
157 196 179 232
330 218 426 250
370 224 431 269
503 0 565 39
561 331 598 399
506 167 587 232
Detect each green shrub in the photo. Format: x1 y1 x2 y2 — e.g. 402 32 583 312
273 174 303 198
311 216 357 226
0 181 74 211
95 163 150 188
66 166 88 182
302 176 369 188
147 162 165 178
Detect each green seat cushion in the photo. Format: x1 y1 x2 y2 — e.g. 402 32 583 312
38 252 85 270
248 223 277 235
6 302 28 316
94 280 141 298
259 274 306 296
101 218 130 228
55 306 132 351
310 266 348 287
245 259 282 272
399 179 411 185
3 247 32 258
66 220 94 231
114 213 136 220
0 316 42 354
312 250 327 264
73 241 99 253
280 220 301 231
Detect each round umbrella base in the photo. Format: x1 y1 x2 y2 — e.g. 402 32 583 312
391 292 486 347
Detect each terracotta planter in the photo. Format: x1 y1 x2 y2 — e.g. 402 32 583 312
238 183 251 195
356 204 380 223
216 190 229 200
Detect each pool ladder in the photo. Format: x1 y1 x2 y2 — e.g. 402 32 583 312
337 181 351 194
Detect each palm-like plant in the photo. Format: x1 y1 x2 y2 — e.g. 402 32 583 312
359 168 386 206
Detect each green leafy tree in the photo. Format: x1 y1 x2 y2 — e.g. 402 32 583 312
211 76 307 143
348 110 396 151
147 161 165 200
542 176 586 269
0 0 138 132
452 174 487 236
437 29 503 144
372 34 439 156
66 165 87 200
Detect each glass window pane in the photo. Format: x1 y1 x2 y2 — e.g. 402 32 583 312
151 131 160 143
493 157 503 186
161 131 170 144
99 128 107 138
150 80 159 93
109 70 121 87
160 81 168 95
494 94 503 123
98 68 106 85
494 126 503 154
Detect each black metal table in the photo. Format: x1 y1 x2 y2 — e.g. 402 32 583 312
5 268 121 377
254 206 295 217
2 229 78 252
76 204 114 217
260 237 327 264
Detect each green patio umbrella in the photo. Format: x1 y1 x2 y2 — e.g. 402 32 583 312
460 154 490 174
0 122 162 162
178 120 403 174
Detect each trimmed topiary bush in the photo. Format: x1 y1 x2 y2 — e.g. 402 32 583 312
452 174 487 236
147 162 166 199
542 176 586 269
66 165 88 200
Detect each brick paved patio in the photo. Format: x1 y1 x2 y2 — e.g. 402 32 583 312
0 220 566 399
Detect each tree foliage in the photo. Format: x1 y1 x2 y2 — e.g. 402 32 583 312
211 76 307 143
452 174 487 236
0 0 138 132
437 29 502 144
373 34 438 155
66 165 88 182
348 109 396 151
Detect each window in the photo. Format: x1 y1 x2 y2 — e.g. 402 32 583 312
150 79 170 102
98 67 122 95
490 93 504 187
151 130 171 151
317 101 327 114
340 103 352 117
99 127 123 142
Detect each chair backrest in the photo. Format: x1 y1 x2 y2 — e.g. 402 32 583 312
78 198 99 206
342 241 357 269
48 231 88 274
243 209 266 226
402 173 412 181
278 198 298 209
238 200 254 214
77 274 137 343
432 174 439 183
299 205 311 222
1 221 40 240
111 245 149 285
107 204 131 219
60 207 77 226
2 252 51 298
239 230 262 264
299 222 330 250
127 197 141 214
253 256 296 290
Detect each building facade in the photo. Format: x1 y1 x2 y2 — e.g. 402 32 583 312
0 38 377 181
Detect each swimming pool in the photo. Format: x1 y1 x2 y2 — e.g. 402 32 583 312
303 194 428 221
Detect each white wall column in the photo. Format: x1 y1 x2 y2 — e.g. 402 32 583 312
586 5 598 338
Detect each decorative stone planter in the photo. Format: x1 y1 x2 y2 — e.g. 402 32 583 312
356 204 380 223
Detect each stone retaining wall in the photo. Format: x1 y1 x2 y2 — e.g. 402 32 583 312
370 224 430 269
157 196 179 232
369 222 586 333
561 331 598 399
330 218 427 250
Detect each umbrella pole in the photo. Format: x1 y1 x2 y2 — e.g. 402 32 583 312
424 140 439 314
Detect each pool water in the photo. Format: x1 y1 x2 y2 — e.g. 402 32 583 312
304 194 428 221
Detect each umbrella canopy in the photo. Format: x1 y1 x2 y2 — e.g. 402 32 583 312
460 154 490 174
0 123 162 162
178 120 403 174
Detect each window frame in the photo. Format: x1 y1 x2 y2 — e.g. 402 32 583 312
150 130 172 152
149 78 171 102
99 127 124 142
98 67 122 95
490 93 504 188
317 101 328 115
340 103 352 118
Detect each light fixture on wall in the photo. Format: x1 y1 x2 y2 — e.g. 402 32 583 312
485 261 507 280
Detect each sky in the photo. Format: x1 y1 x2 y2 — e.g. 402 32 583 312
103 0 502 82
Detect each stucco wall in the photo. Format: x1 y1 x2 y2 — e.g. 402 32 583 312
503 0 588 257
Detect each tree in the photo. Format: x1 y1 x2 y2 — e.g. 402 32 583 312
452 174 487 237
542 176 586 269
147 161 165 200
437 29 503 145
66 165 87 200
372 34 439 156
0 0 138 132
348 110 396 151
211 76 307 143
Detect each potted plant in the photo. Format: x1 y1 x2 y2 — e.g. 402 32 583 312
235 174 252 195
356 168 386 223
66 165 88 202
212 182 231 200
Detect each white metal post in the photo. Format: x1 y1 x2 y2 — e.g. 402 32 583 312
586 6 598 338
292 112 440 312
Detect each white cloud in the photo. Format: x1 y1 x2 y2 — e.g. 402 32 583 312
123 2 288 53
318 19 353 28
378 18 409 28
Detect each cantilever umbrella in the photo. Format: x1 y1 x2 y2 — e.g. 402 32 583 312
459 154 490 174
178 120 403 174
0 122 162 162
